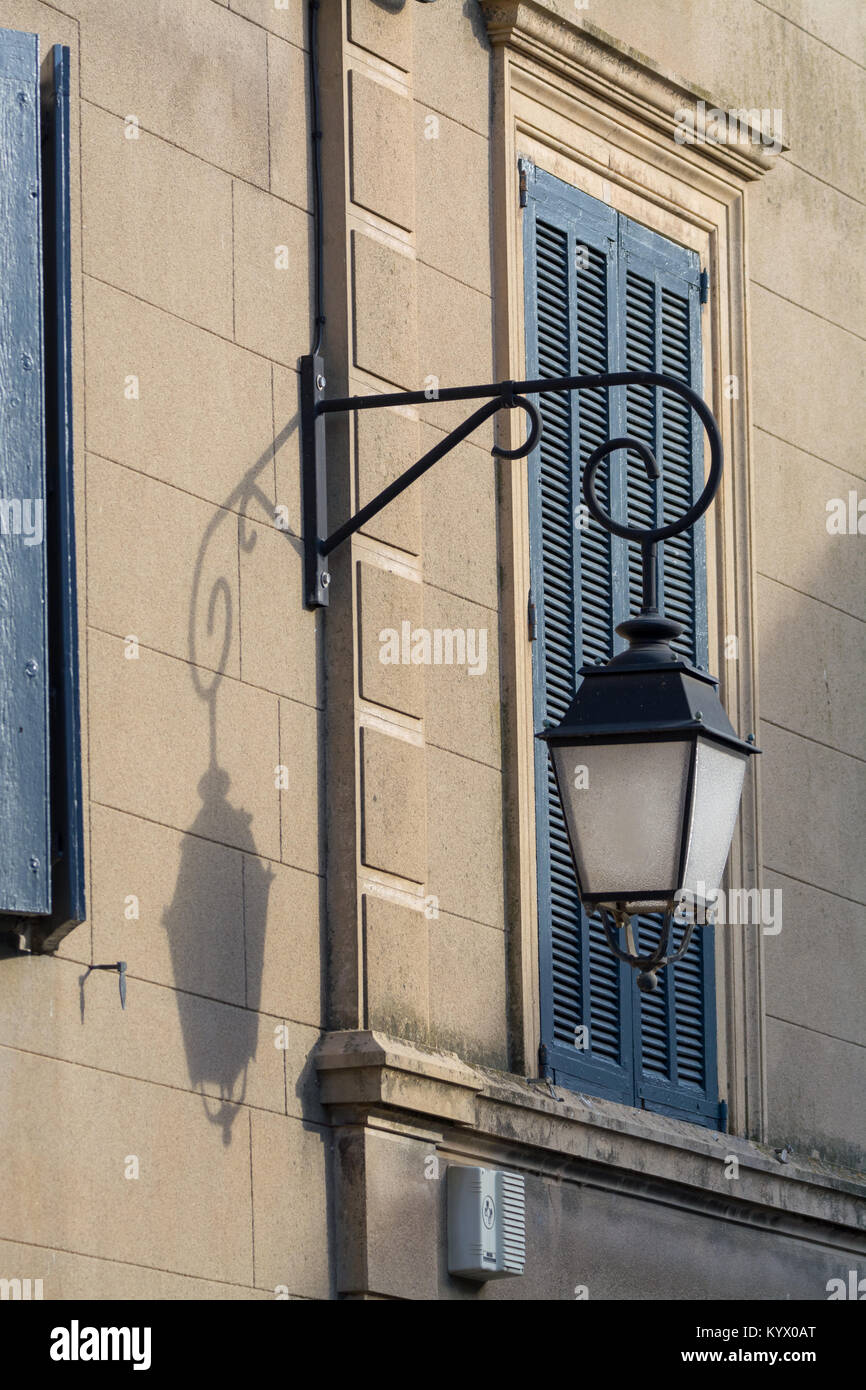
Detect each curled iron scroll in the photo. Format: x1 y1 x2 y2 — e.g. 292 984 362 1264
580 371 723 545
491 393 541 461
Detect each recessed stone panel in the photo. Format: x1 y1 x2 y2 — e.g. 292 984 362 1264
350 69 415 231
417 262 493 439
363 894 430 1039
356 406 422 555
426 744 504 929
422 585 500 768
358 561 424 718
352 230 418 388
361 727 427 883
348 0 412 71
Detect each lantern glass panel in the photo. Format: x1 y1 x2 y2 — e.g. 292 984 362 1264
681 735 748 905
551 737 692 910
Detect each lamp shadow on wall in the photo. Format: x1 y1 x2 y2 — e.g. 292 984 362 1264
161 417 300 1146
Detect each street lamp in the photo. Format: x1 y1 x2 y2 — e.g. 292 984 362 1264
300 356 759 988
538 405 759 989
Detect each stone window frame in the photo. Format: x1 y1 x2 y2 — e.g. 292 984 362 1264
481 1 784 1142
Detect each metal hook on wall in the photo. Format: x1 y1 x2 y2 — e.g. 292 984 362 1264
80 960 127 1012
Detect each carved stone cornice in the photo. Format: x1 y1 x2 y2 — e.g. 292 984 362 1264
318 1034 866 1228
317 1029 484 1125
317 1031 865 1234
321 1032 866 1299
481 0 786 182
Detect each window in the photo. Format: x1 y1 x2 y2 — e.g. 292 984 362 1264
0 29 84 949
524 164 721 1128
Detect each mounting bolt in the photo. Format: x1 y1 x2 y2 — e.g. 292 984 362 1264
316 374 326 391
695 710 704 722
29 857 39 873
25 659 38 677
321 571 331 588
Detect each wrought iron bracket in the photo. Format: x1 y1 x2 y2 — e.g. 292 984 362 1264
300 354 728 982
300 354 723 611
598 905 696 993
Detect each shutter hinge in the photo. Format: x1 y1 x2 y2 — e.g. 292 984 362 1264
719 1098 728 1134
527 588 537 641
518 158 528 208
527 1044 562 1100
700 267 709 304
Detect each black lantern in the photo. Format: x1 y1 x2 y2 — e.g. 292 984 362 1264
539 409 760 991
542 614 754 916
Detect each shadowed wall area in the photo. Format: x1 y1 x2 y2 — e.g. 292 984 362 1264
164 430 302 1145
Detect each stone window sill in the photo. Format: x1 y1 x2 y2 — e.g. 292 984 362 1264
317 1030 865 1232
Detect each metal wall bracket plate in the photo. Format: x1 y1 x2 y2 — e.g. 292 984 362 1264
301 353 330 608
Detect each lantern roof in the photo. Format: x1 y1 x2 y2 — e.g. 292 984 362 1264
538 615 759 756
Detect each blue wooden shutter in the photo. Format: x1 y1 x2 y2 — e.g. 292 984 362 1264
0 28 52 915
524 167 720 1127
525 169 634 1106
41 42 85 945
617 216 719 1125
0 31 83 943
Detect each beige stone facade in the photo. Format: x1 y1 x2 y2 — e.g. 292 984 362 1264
0 0 862 1301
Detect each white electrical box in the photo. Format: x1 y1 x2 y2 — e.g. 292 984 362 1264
447 1165 526 1281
